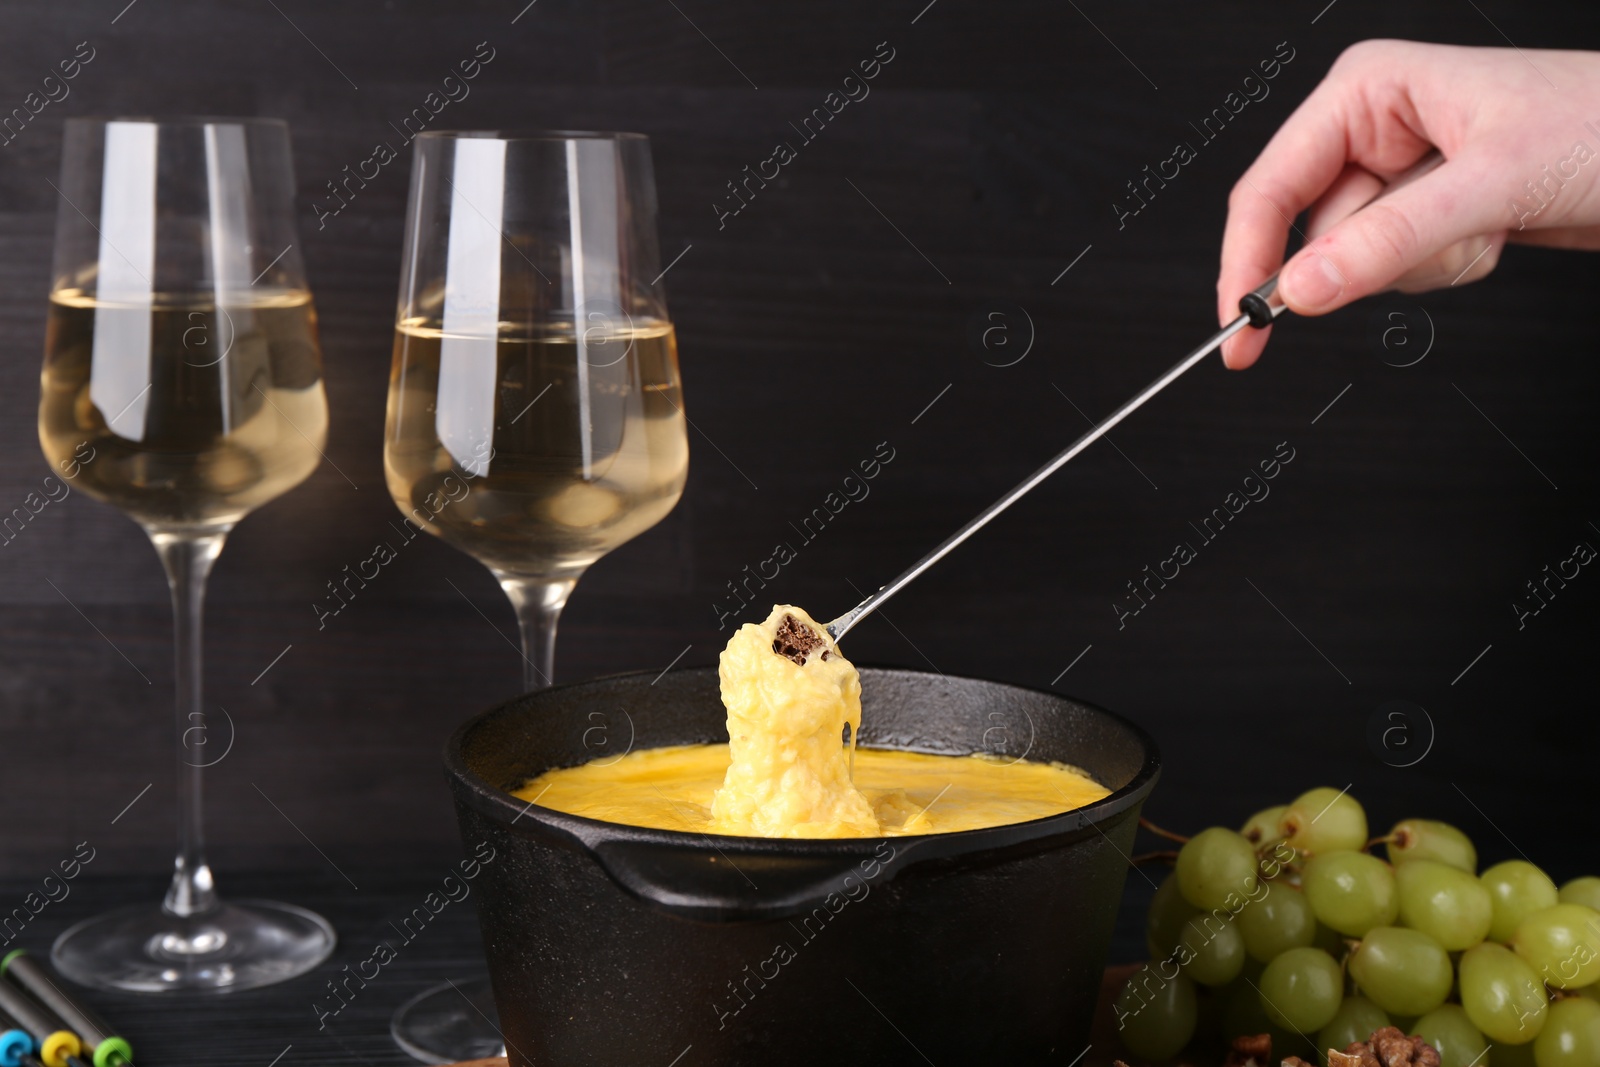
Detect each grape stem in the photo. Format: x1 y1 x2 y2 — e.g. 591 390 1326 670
1363 834 1395 852
1253 836 1299 880
1138 818 1190 844
1130 850 1179 866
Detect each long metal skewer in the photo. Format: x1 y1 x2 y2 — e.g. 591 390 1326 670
824 310 1258 640
825 150 1446 641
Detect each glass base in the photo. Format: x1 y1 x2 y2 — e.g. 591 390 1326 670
51 898 335 993
392 976 506 1064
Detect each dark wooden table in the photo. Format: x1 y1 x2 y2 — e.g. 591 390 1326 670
4 866 490 1065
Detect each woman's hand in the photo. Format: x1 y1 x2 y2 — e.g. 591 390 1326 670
1217 40 1600 369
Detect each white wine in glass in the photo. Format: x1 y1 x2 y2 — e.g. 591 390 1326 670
385 317 687 583
384 130 688 1060
42 117 336 993
41 288 327 528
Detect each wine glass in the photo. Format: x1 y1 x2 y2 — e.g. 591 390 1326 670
41 117 336 992
383 131 688 1060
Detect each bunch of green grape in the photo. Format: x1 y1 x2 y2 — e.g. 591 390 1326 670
1114 788 1600 1067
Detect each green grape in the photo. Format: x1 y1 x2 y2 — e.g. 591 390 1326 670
1533 997 1600 1067
1115 965 1198 1060
1559 877 1600 913
1304 851 1400 937
1279 787 1369 858
1259 946 1345 1033
1177 827 1260 911
1386 819 1478 873
1483 860 1561 943
1460 942 1550 1045
1149 874 1202 957
1319 995 1391 1061
1178 915 1247 987
1415 1004 1489 1067
1243 805 1289 845
1348 926 1454 1016
1512 904 1600 990
1492 1039 1541 1067
1239 880 1318 962
1396 858 1495 951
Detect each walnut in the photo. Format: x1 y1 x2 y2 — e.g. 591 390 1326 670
1336 1041 1381 1067
1372 1026 1440 1067
1224 1033 1274 1067
1280 1057 1315 1067
1323 1025 1438 1067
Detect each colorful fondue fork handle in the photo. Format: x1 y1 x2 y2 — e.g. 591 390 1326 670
0 1008 33 1067
0 982 77 1067
0 956 128 1067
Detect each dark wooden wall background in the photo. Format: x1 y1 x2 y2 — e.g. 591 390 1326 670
0 0 1595 885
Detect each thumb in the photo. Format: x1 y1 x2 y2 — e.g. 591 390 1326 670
1277 159 1499 315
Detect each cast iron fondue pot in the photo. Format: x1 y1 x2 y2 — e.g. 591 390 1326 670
445 666 1160 1066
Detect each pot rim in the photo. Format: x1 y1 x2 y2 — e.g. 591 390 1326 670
443 665 1161 856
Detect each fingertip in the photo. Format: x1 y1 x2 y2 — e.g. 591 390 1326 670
1220 335 1240 368
1217 273 1242 329
1221 327 1268 370
1279 248 1347 314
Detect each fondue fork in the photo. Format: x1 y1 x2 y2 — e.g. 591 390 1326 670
825 151 1445 641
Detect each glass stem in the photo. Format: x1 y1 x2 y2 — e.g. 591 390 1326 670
151 529 228 919
497 575 577 692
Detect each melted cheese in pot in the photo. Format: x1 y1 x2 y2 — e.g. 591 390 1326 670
515 605 1111 838
516 742 1109 837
